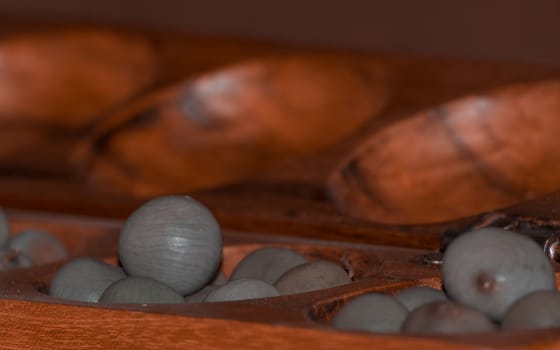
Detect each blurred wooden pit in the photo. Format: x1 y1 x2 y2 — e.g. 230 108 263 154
330 80 560 225
73 55 389 196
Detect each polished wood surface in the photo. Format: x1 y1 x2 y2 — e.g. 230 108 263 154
0 25 560 349
74 55 389 196
0 29 159 174
330 80 560 225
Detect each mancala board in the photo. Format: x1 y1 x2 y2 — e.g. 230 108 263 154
0 25 559 349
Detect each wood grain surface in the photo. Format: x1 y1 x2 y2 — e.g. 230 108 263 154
329 80 560 224
73 55 389 196
0 28 160 174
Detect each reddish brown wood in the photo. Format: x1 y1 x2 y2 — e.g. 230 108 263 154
73 55 389 196
0 29 160 174
329 80 560 225
0 297 492 350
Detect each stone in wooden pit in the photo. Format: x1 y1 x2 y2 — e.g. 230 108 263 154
118 195 222 295
8 229 68 266
230 247 307 284
274 260 351 295
99 277 184 304
502 290 560 330
442 228 555 321
332 293 408 333
395 286 447 312
205 278 279 302
401 301 497 334
49 257 126 303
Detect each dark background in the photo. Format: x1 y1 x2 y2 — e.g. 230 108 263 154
0 0 558 65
